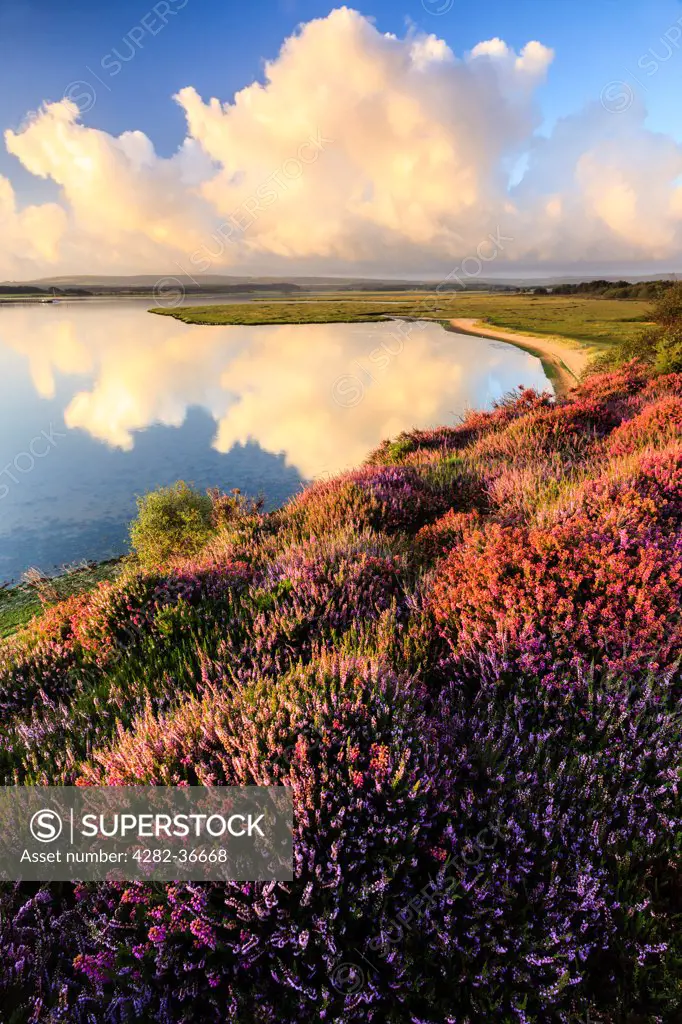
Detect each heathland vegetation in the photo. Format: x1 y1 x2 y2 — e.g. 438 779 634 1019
0 560 120 639
2 284 682 1020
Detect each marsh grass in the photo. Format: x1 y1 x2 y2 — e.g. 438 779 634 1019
151 290 652 352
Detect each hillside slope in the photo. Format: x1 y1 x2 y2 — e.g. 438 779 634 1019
1 363 681 1023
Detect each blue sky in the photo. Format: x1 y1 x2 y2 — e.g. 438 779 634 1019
2 0 682 205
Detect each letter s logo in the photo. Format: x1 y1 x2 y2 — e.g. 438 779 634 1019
30 809 63 843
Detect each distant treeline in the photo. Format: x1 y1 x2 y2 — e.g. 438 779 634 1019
0 285 93 296
547 279 679 300
2 279 678 299
0 283 303 297
169 283 302 295
338 282 516 293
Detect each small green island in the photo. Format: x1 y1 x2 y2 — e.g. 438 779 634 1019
150 289 651 346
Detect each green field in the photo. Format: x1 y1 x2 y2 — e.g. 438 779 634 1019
151 291 653 353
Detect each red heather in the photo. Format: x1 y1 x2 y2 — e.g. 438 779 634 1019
607 395 682 456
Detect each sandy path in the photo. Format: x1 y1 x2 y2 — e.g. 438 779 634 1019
449 317 593 396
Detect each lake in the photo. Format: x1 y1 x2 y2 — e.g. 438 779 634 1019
0 299 549 582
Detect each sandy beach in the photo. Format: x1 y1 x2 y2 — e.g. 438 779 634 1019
450 317 593 396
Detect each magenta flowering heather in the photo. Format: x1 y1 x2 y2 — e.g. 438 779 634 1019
606 395 682 456
189 919 217 950
288 462 480 537
428 515 682 680
470 396 621 467
73 951 116 986
72 655 454 1021
366 385 556 474
570 360 649 403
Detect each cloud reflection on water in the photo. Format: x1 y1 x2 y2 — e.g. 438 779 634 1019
0 305 549 479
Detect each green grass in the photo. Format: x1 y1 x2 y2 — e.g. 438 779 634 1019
0 559 122 639
151 297 398 326
150 291 654 353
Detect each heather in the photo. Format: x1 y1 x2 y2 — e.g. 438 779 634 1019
1 361 681 1022
469 397 619 467
284 462 485 538
428 516 682 681
0 536 408 784
606 396 682 457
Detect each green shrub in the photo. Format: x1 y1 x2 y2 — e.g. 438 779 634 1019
654 323 682 374
129 481 214 567
606 283 682 372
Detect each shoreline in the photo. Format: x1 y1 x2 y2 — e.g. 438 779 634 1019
0 559 122 639
0 312 594 630
448 317 593 397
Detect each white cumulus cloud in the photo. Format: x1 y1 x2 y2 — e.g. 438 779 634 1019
1 6 682 278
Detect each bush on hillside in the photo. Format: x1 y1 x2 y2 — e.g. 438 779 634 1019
413 509 480 564
640 370 682 400
603 283 682 372
129 481 215 567
544 443 682 536
469 398 619 467
606 395 682 456
569 360 649 403
208 486 264 530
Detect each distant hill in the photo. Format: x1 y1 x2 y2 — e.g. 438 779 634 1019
1 273 679 295
0 274 511 295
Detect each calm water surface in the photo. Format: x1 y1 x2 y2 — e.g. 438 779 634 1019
0 299 549 581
